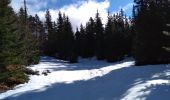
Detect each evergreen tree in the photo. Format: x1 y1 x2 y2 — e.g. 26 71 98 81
75 28 82 57
62 16 75 60
79 24 86 57
34 14 46 54
0 0 40 87
0 0 22 66
123 16 133 56
133 0 170 65
104 12 115 62
55 11 65 59
27 14 45 54
94 10 105 60
104 10 132 62
0 0 40 66
17 1 40 65
85 17 95 57
53 12 76 61
44 10 55 55
64 17 77 62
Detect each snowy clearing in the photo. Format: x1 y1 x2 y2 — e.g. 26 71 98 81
0 56 170 100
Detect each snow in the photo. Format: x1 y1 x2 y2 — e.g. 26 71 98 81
0 56 170 100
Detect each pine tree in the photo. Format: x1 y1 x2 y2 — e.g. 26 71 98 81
94 10 105 60
104 12 115 62
34 14 46 53
133 0 170 65
64 17 77 63
75 28 81 57
53 12 76 61
79 24 87 57
124 16 133 56
104 10 132 62
0 0 40 86
44 10 55 55
0 0 24 66
0 0 40 66
55 11 64 59
161 0 170 62
18 0 40 65
63 16 75 60
85 17 95 57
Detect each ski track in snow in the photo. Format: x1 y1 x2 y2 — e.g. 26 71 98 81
0 57 134 99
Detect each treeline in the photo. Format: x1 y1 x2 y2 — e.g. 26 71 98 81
43 0 170 65
0 0 169 67
43 9 133 63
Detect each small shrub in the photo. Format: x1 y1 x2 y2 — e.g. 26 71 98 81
24 68 39 75
0 65 29 90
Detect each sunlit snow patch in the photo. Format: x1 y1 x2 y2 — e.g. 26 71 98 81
122 76 170 100
0 57 134 99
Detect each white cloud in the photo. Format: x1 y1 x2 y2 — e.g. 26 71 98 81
11 0 132 31
36 0 110 31
11 0 110 31
61 0 110 30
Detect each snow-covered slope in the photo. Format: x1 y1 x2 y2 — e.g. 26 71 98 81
0 56 170 100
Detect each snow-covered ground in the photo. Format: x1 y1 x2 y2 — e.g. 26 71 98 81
0 56 170 100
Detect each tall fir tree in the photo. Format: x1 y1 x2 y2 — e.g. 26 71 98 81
34 14 46 53
55 11 65 59
62 16 74 60
85 17 95 57
133 0 170 65
79 24 86 57
28 14 45 54
104 10 132 62
104 12 115 62
44 10 55 55
18 0 40 65
0 0 40 66
0 0 22 66
75 28 82 57
94 10 105 60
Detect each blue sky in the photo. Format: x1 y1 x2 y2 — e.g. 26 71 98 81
23 0 133 16
41 0 133 12
11 0 133 30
